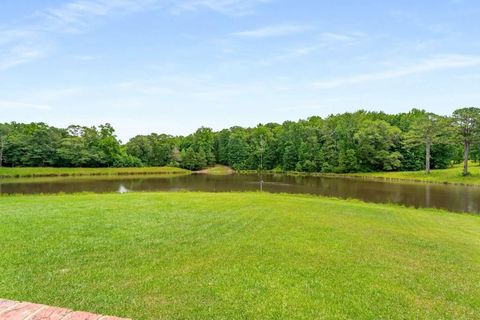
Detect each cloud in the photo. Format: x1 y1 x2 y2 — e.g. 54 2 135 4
233 24 309 38
40 0 161 33
0 0 160 70
319 32 359 42
255 31 365 66
0 0 275 71
0 28 47 71
174 0 271 15
0 30 34 46
0 47 43 71
313 55 480 89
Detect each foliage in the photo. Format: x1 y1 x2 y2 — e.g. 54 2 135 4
452 107 480 175
0 122 138 168
0 108 477 173
354 120 403 171
403 113 453 173
125 133 175 166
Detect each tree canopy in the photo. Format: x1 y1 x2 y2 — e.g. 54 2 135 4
2 108 477 173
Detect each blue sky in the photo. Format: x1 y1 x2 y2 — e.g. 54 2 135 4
1 0 480 141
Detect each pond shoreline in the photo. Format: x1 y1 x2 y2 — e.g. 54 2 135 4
3 164 480 188
239 165 480 187
0 166 191 179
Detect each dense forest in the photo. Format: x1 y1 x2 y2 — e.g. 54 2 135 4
1 108 480 174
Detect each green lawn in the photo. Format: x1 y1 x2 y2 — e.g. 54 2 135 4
345 163 480 186
1 192 479 319
0 166 190 178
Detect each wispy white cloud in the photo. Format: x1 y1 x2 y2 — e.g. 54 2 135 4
0 0 274 71
0 29 35 45
0 0 160 70
256 31 365 65
0 28 47 71
313 54 480 89
174 0 271 16
319 32 363 42
0 47 43 71
112 74 290 99
40 0 161 33
233 24 309 38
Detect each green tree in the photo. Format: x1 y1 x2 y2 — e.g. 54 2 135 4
58 136 89 167
191 127 216 165
338 149 358 173
452 107 480 175
354 120 403 171
214 129 230 165
0 124 8 167
181 147 206 170
226 129 249 170
0 136 4 167
181 147 197 170
125 134 175 166
404 113 452 174
4 123 64 167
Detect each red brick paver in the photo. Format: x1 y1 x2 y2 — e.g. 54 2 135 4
0 299 129 320
0 301 18 314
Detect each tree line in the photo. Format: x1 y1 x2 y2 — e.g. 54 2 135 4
1 107 480 175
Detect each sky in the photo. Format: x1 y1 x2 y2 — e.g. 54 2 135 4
1 0 480 141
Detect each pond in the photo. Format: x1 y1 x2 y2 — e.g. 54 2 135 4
1 173 480 214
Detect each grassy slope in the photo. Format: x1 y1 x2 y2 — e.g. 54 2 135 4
345 163 480 186
1 192 479 319
0 166 190 178
197 165 235 175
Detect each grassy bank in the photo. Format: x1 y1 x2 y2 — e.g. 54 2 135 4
345 163 480 186
1 192 479 319
196 165 235 175
0 166 190 178
241 163 480 186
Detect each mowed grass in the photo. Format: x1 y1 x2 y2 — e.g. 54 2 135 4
0 166 190 178
1 192 480 319
346 163 480 186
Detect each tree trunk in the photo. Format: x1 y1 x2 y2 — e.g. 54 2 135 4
463 141 470 176
425 141 431 174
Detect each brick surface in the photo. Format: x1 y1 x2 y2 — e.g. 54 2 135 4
0 300 129 320
0 301 19 314
0 302 44 319
29 307 71 320
62 311 101 320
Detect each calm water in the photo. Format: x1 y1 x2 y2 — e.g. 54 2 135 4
1 173 479 214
